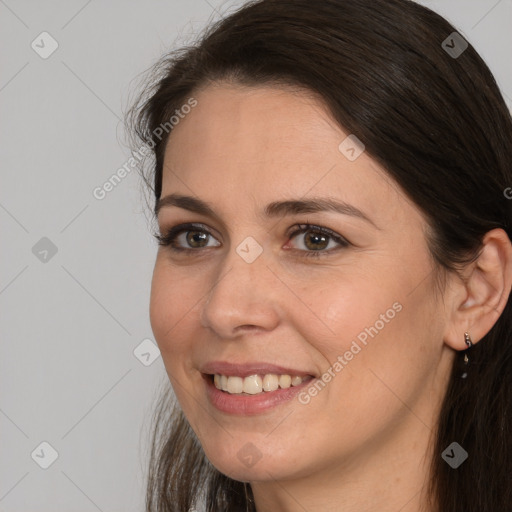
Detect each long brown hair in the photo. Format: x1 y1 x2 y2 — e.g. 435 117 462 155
127 0 512 510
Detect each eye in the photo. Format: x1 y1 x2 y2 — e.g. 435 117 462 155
154 223 220 253
285 224 350 258
154 222 351 258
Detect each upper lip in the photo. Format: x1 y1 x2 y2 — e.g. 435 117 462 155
201 361 316 378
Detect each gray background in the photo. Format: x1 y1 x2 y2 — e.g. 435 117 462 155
1 1 510 510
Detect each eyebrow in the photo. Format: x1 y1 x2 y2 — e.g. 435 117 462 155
155 193 377 227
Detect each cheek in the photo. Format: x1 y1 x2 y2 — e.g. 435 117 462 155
314 278 440 427
149 259 200 362
294 269 436 412
149 262 205 416
294 271 402 360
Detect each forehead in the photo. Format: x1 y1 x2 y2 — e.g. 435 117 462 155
160 83 415 228
166 82 339 162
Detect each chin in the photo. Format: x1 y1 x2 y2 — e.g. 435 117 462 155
202 443 305 484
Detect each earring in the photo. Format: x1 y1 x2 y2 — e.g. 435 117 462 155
461 332 472 379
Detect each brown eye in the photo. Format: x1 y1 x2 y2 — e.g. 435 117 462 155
302 231 330 251
155 223 221 252
286 224 350 258
185 230 209 248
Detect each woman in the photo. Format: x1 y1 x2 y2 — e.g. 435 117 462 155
127 0 512 510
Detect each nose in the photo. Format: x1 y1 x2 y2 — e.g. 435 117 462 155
200 240 281 339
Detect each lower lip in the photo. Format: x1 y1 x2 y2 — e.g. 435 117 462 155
203 374 315 415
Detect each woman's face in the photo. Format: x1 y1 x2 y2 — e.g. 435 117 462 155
150 83 454 485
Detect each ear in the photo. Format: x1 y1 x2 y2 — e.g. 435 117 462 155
444 228 512 350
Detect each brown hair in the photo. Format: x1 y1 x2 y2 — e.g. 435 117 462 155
127 0 512 510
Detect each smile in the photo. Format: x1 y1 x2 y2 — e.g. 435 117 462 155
203 373 317 415
213 373 312 395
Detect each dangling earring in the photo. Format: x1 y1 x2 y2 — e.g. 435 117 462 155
461 332 472 379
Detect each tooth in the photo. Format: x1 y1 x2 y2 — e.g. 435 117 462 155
214 373 308 394
227 376 244 394
263 374 279 391
243 374 263 394
279 374 292 389
291 375 303 386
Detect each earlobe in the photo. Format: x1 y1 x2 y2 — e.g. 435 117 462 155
444 228 512 352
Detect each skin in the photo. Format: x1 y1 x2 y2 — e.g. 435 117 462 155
149 82 512 512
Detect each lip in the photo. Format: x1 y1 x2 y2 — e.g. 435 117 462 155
202 373 315 415
200 361 316 379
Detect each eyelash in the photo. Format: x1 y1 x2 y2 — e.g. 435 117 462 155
154 222 350 258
